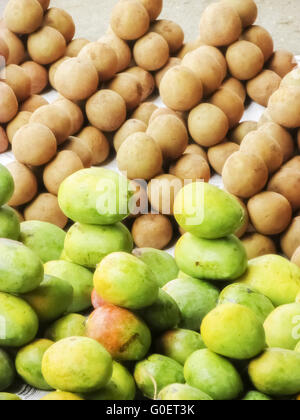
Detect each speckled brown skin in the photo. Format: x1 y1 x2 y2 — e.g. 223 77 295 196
86 304 151 361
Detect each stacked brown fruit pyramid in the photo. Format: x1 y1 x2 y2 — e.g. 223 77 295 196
0 0 300 261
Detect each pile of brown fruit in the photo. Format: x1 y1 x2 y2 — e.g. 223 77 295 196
0 0 300 260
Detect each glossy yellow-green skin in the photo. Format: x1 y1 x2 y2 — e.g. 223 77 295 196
184 349 244 401
0 292 39 347
163 277 219 331
64 222 133 269
58 168 131 225
0 163 14 207
0 349 15 391
218 283 274 323
264 303 300 350
41 391 84 401
42 337 113 394
0 239 44 294
249 349 300 396
23 275 73 323
44 314 86 342
158 383 213 400
44 261 93 313
0 393 21 401
242 391 272 401
156 329 206 365
174 182 245 239
175 233 248 281
84 362 136 400
0 205 20 240
238 255 300 306
16 339 54 390
94 252 159 310
20 221 66 263
201 303 266 360
134 354 185 399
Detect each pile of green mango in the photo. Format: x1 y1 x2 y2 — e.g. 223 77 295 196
1 166 300 401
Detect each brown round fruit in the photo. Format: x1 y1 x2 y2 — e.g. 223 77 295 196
268 168 300 211
209 88 244 128
20 95 48 113
30 104 71 145
126 67 155 101
147 174 183 215
221 78 246 103
242 233 277 260
54 57 99 101
155 57 182 89
151 19 184 53
240 130 283 174
147 114 188 161
78 42 118 82
229 121 257 145
138 0 162 20
86 90 127 132
258 122 294 163
7 161 38 207
98 33 132 73
242 25 274 62
54 98 84 136
6 111 32 143
247 191 292 236
62 137 93 168
43 7 76 43
281 217 300 259
226 40 264 80
160 66 203 112
77 126 110 166
134 32 170 71
223 151 269 198
21 61 48 95
27 26 66 65
0 27 25 65
268 86 300 129
132 214 173 249
111 0 150 41
108 73 143 111
199 2 242 47
169 154 211 183
268 50 297 78
188 103 229 147
65 38 90 57
4 0 44 35
247 70 282 107
12 123 57 166
0 81 18 123
24 193 68 229
4 64 31 102
113 119 147 152
131 103 158 125
208 142 240 175
183 144 208 162
43 150 84 196
117 132 163 180
221 0 258 27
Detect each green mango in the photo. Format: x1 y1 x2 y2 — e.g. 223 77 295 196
64 222 133 269
158 383 213 400
20 221 66 263
138 289 181 333
163 277 219 331
175 233 247 281
218 283 274 323
58 167 131 225
84 362 136 400
156 329 206 365
184 349 244 400
134 354 185 399
0 292 39 347
174 182 245 239
0 393 21 400
264 303 300 350
201 303 266 360
22 275 73 324
238 255 300 306
0 239 44 294
42 337 113 394
45 314 86 342
94 252 159 310
15 339 54 390
132 248 179 287
0 163 14 207
41 391 84 401
249 348 300 396
0 205 20 240
0 349 15 391
44 261 93 313
242 391 272 401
